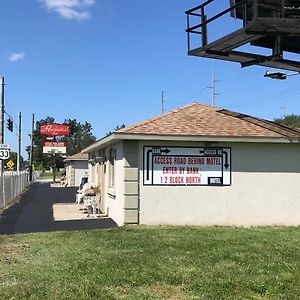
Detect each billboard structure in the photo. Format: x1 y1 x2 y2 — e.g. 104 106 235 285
186 0 300 72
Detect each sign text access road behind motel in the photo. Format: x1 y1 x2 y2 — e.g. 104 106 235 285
143 147 231 186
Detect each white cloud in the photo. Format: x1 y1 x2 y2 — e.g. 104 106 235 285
8 52 26 62
40 0 95 21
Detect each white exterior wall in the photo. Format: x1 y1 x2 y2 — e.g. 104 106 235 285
73 161 88 187
88 163 94 188
89 161 97 187
91 162 100 189
65 165 73 186
138 141 300 226
65 161 88 187
103 142 125 226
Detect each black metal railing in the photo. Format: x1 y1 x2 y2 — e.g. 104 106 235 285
185 0 294 52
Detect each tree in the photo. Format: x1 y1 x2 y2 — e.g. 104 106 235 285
105 124 125 136
274 115 300 128
26 117 96 170
61 119 97 155
25 117 55 170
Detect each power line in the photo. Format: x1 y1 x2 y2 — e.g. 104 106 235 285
225 83 300 108
227 87 300 110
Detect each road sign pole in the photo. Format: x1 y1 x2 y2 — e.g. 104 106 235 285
0 77 4 146
53 136 56 183
53 153 56 183
0 145 10 207
17 112 21 174
11 168 13 199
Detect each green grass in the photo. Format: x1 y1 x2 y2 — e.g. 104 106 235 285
0 226 300 299
39 171 61 179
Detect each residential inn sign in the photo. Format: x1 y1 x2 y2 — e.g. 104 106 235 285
143 146 231 186
40 124 70 136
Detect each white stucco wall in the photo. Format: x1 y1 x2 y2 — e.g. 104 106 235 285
138 141 300 226
73 161 88 187
89 161 97 187
103 142 125 226
65 165 73 186
66 161 88 187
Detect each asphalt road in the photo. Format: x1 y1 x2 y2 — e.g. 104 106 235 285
0 181 118 234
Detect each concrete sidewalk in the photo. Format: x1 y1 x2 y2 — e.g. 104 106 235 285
0 180 118 234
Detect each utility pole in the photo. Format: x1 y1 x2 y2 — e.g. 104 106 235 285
210 68 220 107
29 114 34 166
0 77 5 206
280 106 287 118
0 77 4 178
161 91 166 114
0 77 4 145
17 112 21 173
29 113 34 181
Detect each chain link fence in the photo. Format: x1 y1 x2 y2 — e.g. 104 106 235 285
0 171 40 209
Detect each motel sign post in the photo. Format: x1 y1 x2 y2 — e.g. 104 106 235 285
40 124 69 182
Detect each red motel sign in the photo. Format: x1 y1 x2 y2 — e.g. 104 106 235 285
40 124 70 136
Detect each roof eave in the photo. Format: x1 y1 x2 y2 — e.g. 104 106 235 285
81 133 121 153
64 158 88 162
81 132 300 153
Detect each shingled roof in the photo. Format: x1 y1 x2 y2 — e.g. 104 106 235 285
82 102 300 153
64 152 88 161
117 102 300 138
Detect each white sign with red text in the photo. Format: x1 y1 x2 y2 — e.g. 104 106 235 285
143 146 231 186
43 142 67 154
43 147 67 154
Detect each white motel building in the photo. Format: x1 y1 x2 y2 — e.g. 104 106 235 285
82 102 300 227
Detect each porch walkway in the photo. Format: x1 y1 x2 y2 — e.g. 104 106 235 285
0 180 117 234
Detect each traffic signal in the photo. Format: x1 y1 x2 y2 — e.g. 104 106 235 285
6 118 13 132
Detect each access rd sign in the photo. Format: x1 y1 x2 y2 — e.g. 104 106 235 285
0 144 10 160
43 142 67 154
143 146 231 186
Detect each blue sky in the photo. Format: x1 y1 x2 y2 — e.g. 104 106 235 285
1 0 300 158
